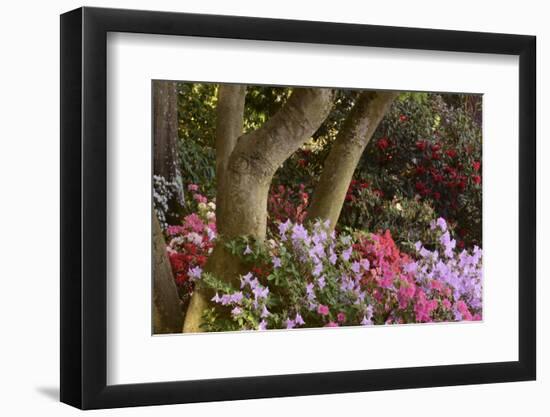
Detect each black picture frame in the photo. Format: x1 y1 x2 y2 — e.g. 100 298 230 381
60 6 536 410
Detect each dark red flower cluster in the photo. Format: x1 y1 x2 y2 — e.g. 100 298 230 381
409 140 482 225
268 183 309 230
169 243 208 286
345 179 372 202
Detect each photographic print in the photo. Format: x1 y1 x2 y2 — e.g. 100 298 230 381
152 81 483 335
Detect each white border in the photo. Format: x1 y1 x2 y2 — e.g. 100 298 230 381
107 32 519 385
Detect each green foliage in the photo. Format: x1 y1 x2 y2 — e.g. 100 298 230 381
177 82 217 147
243 86 291 132
339 186 441 253
358 93 482 246
178 139 216 200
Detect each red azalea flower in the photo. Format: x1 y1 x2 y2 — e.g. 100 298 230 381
415 181 426 192
377 137 389 150
433 191 441 200
472 175 481 184
297 159 307 167
445 149 457 158
399 114 407 122
360 182 369 189
431 143 441 152
473 161 481 171
415 166 427 176
431 151 441 161
415 140 427 151
432 172 443 183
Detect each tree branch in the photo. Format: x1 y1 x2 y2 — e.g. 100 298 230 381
229 88 335 180
306 91 398 229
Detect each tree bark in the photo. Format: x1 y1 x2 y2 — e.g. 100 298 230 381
306 91 398 229
215 84 247 241
153 80 184 220
153 81 179 179
215 84 247 183
183 87 335 332
152 214 183 334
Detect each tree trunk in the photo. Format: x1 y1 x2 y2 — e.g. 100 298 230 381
306 91 398 229
215 84 247 183
183 87 335 332
152 214 183 334
153 80 184 221
215 84 247 239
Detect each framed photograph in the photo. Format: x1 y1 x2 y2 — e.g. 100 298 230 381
60 6 536 409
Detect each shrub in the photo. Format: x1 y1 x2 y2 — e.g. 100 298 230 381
359 93 482 246
153 175 182 230
165 184 217 303
197 218 482 332
339 182 441 252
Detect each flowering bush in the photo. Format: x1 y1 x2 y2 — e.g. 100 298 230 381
359 94 482 246
197 218 482 332
339 183 440 252
409 218 483 320
267 183 309 234
165 184 217 302
153 175 182 230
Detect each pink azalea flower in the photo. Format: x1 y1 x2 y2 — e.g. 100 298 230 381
317 304 329 316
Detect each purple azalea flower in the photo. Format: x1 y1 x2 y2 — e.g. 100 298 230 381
286 318 296 329
360 258 370 271
188 266 203 280
272 256 282 268
361 305 374 325
240 272 254 288
291 223 308 241
243 245 253 255
306 283 316 300
211 293 221 303
295 313 305 326
436 217 447 232
231 307 242 317
253 285 269 300
329 248 337 265
258 319 267 331
342 247 353 262
261 305 270 318
317 276 326 289
230 292 244 304
351 261 361 274
278 219 292 239
312 261 324 277
361 316 373 326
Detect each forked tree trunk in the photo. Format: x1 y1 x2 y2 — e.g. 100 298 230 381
152 214 183 334
183 88 335 332
306 91 398 229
